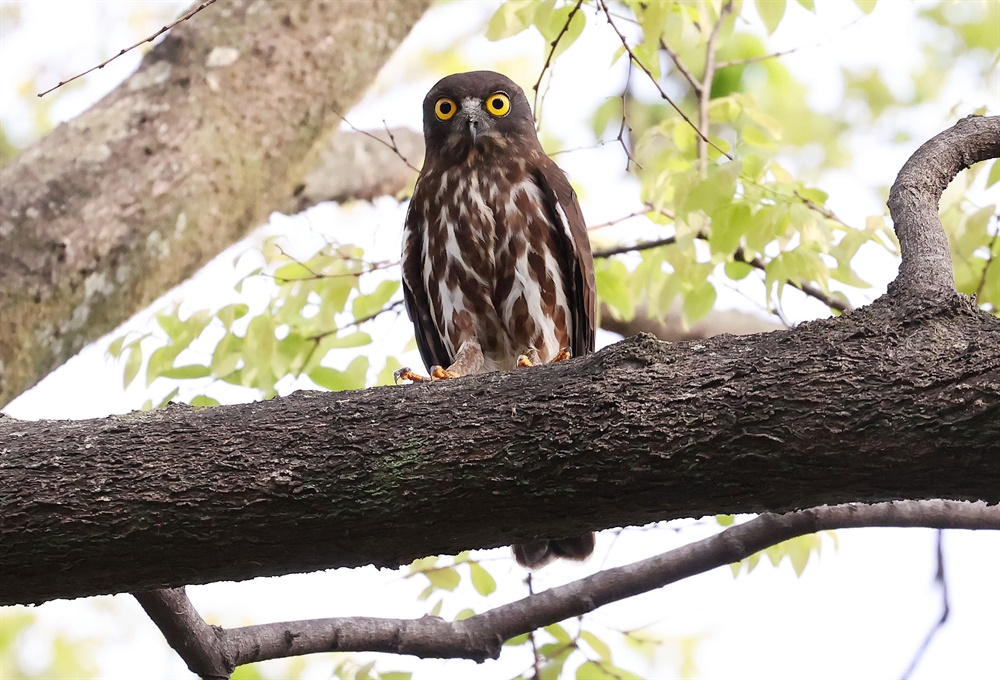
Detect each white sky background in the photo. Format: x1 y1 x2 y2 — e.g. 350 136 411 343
1 1 999 679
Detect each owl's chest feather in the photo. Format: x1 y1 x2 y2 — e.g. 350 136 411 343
414 164 570 367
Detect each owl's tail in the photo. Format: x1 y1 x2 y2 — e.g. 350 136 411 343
512 533 595 570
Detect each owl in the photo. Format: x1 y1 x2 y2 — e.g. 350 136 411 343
396 71 596 569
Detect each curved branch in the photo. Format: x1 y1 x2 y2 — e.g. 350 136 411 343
886 115 1000 304
141 500 1000 677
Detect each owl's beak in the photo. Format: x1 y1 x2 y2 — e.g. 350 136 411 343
460 100 489 147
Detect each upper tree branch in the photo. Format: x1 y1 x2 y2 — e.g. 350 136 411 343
886 115 1000 305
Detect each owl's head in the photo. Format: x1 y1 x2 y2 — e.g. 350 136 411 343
421 71 538 162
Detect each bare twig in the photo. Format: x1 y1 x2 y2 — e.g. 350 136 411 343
38 0 219 97
593 236 677 259
137 501 1000 677
735 246 852 313
532 0 586 122
899 530 950 680
658 38 702 94
333 112 420 173
697 0 735 174
974 220 999 302
598 0 733 161
587 204 676 231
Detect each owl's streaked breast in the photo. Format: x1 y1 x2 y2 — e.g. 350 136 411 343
406 162 572 373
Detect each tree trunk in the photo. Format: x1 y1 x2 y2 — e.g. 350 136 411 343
0 0 431 407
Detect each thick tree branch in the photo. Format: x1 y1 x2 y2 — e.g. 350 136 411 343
134 588 230 680
3 298 999 606
887 115 1000 305
141 500 999 677
0 0 431 408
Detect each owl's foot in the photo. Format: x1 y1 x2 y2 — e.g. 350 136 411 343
392 365 465 383
516 347 571 367
393 367 431 383
552 346 572 363
430 365 460 380
516 348 543 368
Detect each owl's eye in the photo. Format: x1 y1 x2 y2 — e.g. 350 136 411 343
434 98 457 121
485 92 511 117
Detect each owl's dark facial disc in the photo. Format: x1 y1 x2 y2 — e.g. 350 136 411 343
421 71 539 164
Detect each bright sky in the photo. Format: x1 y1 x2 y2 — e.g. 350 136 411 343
1 1 998 679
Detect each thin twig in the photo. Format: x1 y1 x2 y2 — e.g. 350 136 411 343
532 0 586 123
974 219 999 302
593 236 677 259
697 0 735 174
658 38 702 94
38 0 219 97
736 246 852 313
899 530 950 680
599 0 733 161
333 112 420 173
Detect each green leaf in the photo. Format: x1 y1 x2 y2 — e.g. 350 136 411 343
469 562 497 596
454 608 476 621
218 303 250 330
425 567 461 591
724 260 754 280
986 159 1000 188
505 632 531 647
160 364 212 380
379 673 412 680
544 622 572 645
796 0 815 10
716 514 735 526
428 599 443 617
352 280 400 320
576 661 645 680
683 279 717 322
323 331 372 349
595 259 635 321
547 3 587 60
854 0 877 14
579 630 612 662
154 387 179 410
190 395 220 407
485 0 540 40
273 261 315 281
107 335 126 358
755 0 786 34
123 343 142 388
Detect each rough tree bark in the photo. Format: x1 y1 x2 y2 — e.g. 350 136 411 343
0 0 431 408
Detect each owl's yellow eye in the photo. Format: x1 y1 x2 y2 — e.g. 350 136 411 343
485 92 511 117
435 97 457 121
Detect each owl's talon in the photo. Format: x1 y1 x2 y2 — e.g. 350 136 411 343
516 354 534 368
394 367 430 383
552 347 572 363
430 365 459 380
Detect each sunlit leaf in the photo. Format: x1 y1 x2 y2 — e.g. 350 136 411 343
755 0 786 34
469 561 497 596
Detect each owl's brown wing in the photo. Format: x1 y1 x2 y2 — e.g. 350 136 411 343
401 191 452 371
532 158 596 359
